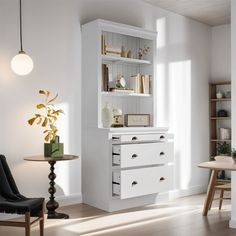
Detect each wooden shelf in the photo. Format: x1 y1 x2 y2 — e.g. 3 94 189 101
210 117 231 120
101 54 151 65
102 91 151 97
209 81 231 85
210 139 231 142
210 98 231 102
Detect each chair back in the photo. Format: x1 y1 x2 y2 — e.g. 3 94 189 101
214 155 234 163
0 155 22 200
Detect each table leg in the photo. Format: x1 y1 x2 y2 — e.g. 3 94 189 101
46 161 69 219
202 169 218 216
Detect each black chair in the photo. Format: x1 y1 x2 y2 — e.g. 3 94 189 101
0 155 44 236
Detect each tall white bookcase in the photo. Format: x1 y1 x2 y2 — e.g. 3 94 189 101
82 19 174 212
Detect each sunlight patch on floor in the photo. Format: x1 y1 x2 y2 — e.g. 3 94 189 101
62 205 203 235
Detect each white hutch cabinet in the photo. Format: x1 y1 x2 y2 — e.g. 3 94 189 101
82 19 174 212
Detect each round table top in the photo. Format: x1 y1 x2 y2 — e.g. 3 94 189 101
198 161 236 171
24 154 79 162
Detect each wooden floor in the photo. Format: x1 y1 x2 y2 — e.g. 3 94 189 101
0 193 235 236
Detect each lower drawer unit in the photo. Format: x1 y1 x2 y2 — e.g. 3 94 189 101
112 165 173 199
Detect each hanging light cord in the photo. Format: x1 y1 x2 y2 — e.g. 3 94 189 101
19 0 23 52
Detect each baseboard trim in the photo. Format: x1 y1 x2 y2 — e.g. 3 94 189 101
169 184 207 199
229 219 236 228
57 193 82 207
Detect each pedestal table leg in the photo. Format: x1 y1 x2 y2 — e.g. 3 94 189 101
46 161 69 219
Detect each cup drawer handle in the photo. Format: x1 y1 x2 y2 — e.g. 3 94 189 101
132 154 138 159
132 181 138 186
160 152 165 156
160 135 165 140
132 136 138 141
160 177 165 182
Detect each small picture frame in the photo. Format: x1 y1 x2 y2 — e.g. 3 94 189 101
124 114 150 127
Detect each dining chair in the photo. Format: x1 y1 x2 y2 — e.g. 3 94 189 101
0 154 45 236
209 155 232 210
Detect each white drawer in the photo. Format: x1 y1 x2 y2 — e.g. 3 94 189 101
112 133 167 143
112 142 173 167
112 165 173 199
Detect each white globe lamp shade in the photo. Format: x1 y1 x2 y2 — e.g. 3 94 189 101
11 52 34 76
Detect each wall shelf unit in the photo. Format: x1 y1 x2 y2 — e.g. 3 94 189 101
209 81 231 179
82 19 174 212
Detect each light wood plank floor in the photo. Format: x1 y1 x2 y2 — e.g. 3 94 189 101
0 193 235 236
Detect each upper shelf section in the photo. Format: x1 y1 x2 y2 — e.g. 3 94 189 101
101 55 151 65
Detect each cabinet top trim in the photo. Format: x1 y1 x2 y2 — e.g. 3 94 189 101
82 19 157 40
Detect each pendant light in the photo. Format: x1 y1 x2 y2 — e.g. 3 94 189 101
11 0 33 76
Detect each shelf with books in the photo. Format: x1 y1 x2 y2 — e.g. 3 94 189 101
101 54 151 65
101 91 151 97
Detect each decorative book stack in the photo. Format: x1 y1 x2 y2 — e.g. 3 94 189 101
130 74 151 94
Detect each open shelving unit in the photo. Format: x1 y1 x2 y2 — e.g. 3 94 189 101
209 81 231 179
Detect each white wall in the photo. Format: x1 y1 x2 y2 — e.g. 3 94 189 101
0 0 210 212
0 0 81 206
79 0 211 196
211 24 231 81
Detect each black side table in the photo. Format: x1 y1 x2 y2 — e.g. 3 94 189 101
24 155 78 219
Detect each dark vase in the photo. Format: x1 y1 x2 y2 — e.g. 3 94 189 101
44 136 64 157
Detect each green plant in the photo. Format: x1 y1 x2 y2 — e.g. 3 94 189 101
28 90 64 142
216 142 231 155
138 45 150 58
232 148 236 157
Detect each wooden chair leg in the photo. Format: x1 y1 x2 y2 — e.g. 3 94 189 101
40 208 44 236
25 212 31 236
219 189 224 210
209 189 215 210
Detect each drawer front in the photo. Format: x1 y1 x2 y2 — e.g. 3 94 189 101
112 133 167 143
113 142 173 167
113 166 173 199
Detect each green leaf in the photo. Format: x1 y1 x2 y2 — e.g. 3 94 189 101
39 90 50 97
36 104 46 109
37 117 42 125
28 117 36 125
44 133 50 142
48 93 58 103
42 118 48 127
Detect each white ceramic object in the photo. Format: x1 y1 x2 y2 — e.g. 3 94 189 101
102 102 113 128
216 91 223 99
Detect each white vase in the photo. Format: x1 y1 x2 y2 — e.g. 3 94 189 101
102 102 113 128
216 91 223 99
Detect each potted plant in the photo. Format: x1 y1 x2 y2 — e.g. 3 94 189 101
216 142 231 156
231 148 236 163
28 90 64 157
138 45 150 60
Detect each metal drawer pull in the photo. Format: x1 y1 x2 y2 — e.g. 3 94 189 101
132 136 138 141
160 135 165 140
160 177 165 181
160 152 165 156
132 154 138 159
132 181 138 186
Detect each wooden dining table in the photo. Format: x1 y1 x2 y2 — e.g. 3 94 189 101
198 161 236 216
